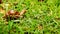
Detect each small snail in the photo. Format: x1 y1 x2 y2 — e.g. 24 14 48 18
0 0 2 4
3 9 26 22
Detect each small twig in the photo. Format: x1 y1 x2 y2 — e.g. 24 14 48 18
20 9 27 16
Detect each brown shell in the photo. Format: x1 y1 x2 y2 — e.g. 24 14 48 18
0 0 2 4
3 9 27 21
3 10 20 21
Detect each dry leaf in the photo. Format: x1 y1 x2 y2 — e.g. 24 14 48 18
37 24 43 30
0 8 5 14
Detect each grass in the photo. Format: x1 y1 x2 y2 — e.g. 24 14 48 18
0 0 60 34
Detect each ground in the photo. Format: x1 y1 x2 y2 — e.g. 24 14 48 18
0 0 60 34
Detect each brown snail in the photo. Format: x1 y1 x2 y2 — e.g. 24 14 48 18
0 0 2 4
3 9 26 21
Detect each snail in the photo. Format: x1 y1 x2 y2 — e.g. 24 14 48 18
3 9 26 22
0 0 2 4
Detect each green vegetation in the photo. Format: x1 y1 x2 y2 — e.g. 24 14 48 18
0 0 60 34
